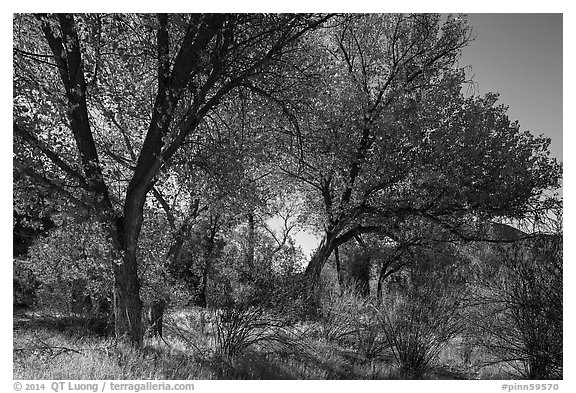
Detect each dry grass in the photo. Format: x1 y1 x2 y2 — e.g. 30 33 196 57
13 308 515 380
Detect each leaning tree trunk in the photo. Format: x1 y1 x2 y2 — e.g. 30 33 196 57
334 246 344 293
303 232 338 306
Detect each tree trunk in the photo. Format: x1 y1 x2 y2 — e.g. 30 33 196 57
197 262 209 308
166 232 186 264
334 246 344 293
352 234 370 297
197 217 218 308
376 253 404 303
303 232 337 304
114 247 143 346
246 212 255 270
147 299 167 338
113 186 149 346
376 265 386 303
357 254 371 297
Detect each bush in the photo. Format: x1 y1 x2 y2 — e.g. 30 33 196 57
13 259 39 309
317 282 362 342
375 259 467 378
26 219 114 315
211 304 298 357
469 235 562 379
352 304 389 360
316 281 389 360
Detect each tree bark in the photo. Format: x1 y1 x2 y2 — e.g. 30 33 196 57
113 178 151 345
334 246 344 293
240 211 256 282
352 235 371 297
113 249 143 346
303 231 338 304
376 248 405 302
197 217 219 308
147 299 167 338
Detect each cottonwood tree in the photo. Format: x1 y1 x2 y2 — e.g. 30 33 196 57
13 13 331 345
271 14 561 299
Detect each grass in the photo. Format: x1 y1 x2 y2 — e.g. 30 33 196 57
13 307 514 380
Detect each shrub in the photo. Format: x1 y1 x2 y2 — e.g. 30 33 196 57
317 281 389 360
375 260 467 378
211 304 302 357
26 220 114 315
13 259 39 309
317 282 361 342
469 235 562 379
352 304 389 360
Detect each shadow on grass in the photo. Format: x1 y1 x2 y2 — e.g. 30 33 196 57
13 309 112 338
199 345 397 380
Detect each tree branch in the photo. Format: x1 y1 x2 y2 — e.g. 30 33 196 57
14 122 89 190
14 159 90 211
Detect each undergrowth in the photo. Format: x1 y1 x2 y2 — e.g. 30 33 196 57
13 308 510 380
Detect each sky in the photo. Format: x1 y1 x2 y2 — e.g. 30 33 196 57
292 13 564 258
459 14 563 161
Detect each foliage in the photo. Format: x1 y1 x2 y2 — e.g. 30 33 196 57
263 13 562 293
13 259 39 308
26 219 115 314
338 245 372 296
13 12 562 356
137 210 184 305
13 12 332 344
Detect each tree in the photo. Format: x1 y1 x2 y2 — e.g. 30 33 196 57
13 13 331 345
270 14 561 300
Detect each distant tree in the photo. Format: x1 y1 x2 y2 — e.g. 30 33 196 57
268 14 561 300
